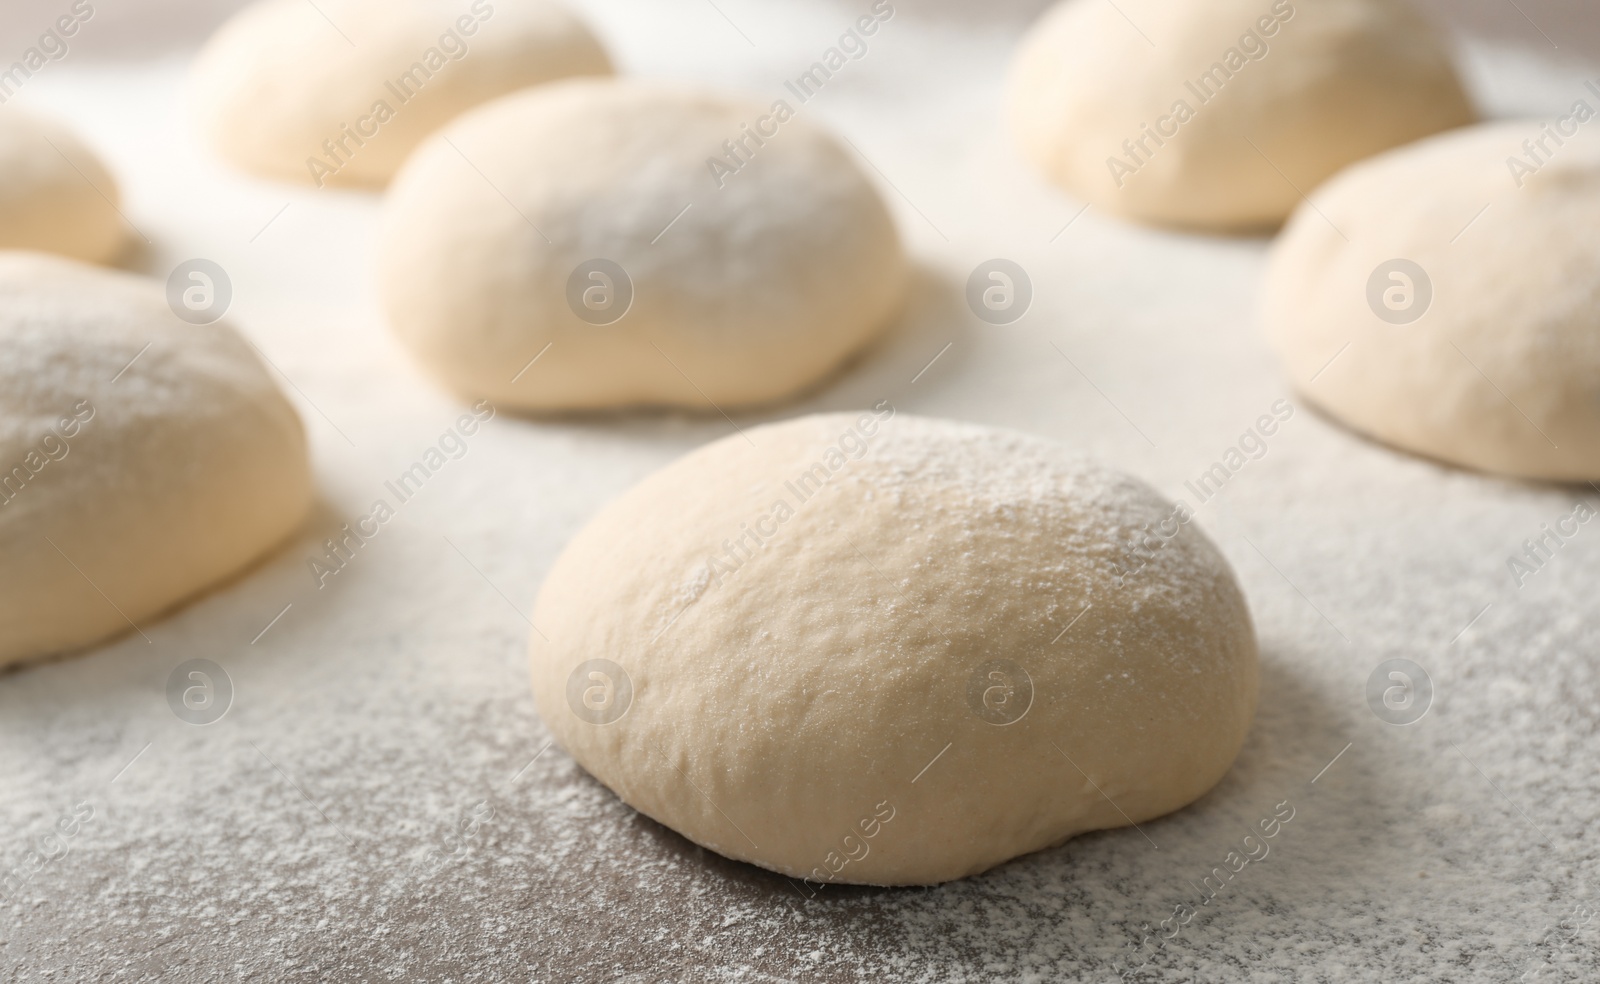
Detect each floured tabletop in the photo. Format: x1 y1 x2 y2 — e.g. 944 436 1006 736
0 1 1597 980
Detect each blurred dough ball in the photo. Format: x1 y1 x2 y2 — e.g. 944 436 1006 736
0 253 313 667
1008 0 1474 231
529 413 1258 885
190 0 611 187
1263 121 1600 481
0 108 122 262
378 79 909 412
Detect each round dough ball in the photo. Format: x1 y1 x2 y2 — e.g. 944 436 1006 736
529 412 1258 885
190 0 611 187
1263 122 1600 481
0 253 313 667
0 108 123 263
379 80 909 412
1008 0 1474 231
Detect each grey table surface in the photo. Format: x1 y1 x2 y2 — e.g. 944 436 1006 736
1 1 1597 981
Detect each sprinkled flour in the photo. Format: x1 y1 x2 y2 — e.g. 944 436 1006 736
0 0 1596 981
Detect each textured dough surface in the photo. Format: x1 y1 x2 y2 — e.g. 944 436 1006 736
380 79 909 412
0 108 123 263
1263 122 1600 481
529 413 1258 885
1008 0 1474 231
0 253 313 667
190 0 611 186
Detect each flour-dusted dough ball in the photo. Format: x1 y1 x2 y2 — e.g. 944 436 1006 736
1263 122 1600 481
0 254 313 667
529 413 1258 885
1008 0 1474 231
379 80 909 412
0 109 123 263
190 0 611 187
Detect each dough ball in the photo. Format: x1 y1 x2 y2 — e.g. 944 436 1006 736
379 80 909 412
1008 0 1474 231
0 253 313 667
1263 121 1600 481
0 108 123 263
190 0 611 187
529 412 1258 885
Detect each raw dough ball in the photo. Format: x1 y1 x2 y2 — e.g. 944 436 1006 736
0 108 123 263
529 412 1258 885
379 80 909 412
1008 0 1474 231
1263 122 1600 481
190 0 611 187
0 253 313 667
